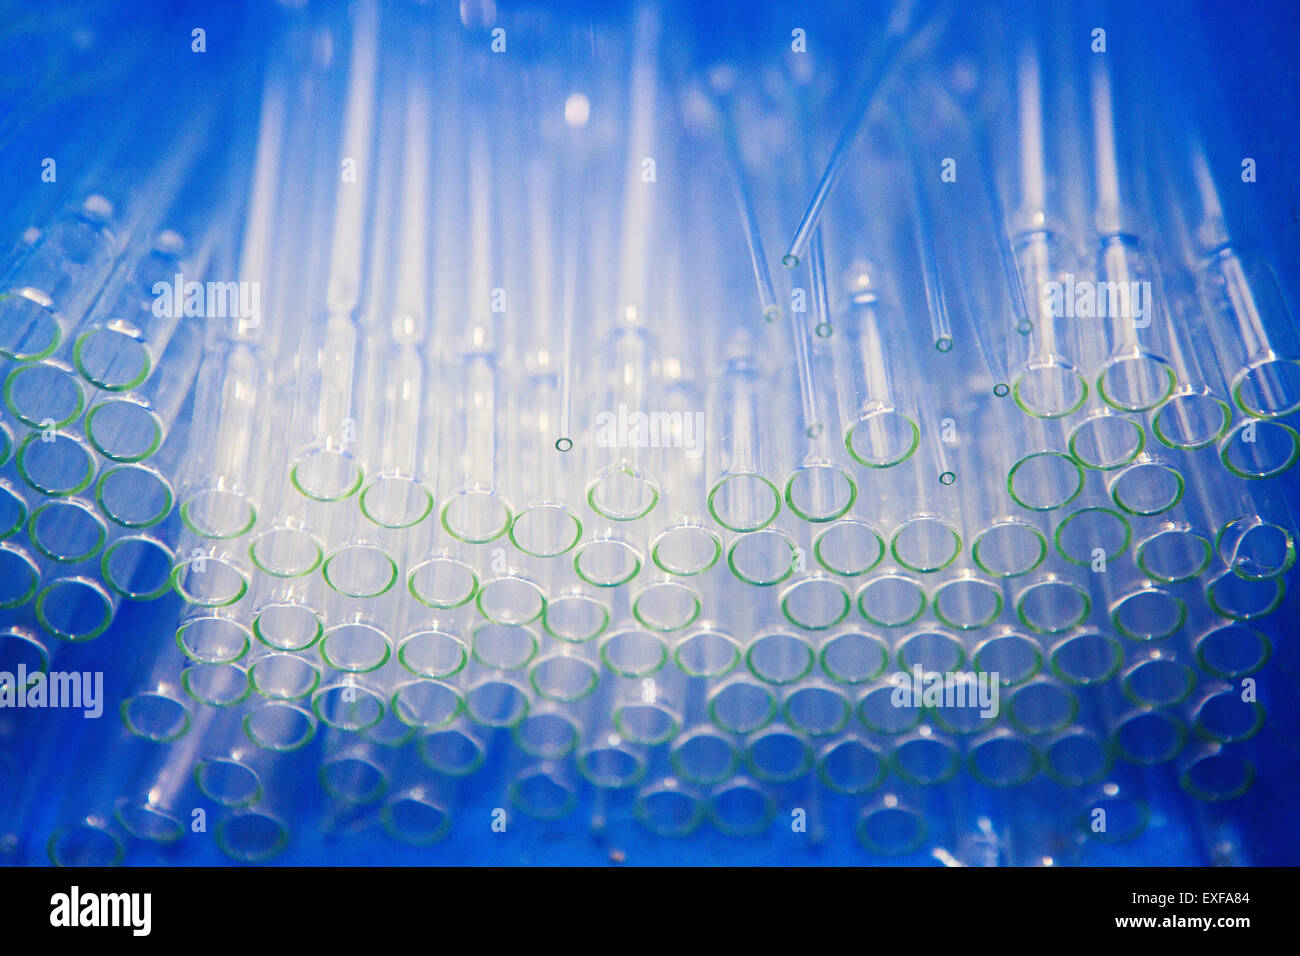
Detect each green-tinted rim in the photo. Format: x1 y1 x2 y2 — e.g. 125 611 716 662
819 629 890 685
745 631 815 685
856 801 927 855
1016 580 1091 635
171 553 250 608
844 409 921 468
4 361 85 428
896 629 967 672
671 729 740 785
73 329 151 392
816 739 887 794
418 727 486 776
358 475 435 529
614 702 682 746
85 398 163 463
857 573 928 628
1067 412 1146 470
320 621 393 673
574 537 643 588
1109 460 1185 515
1049 631 1124 685
311 683 386 732
102 535 174 601
634 784 705 836
782 685 852 737
599 629 668 678
1152 391 1232 449
707 780 776 836
972 632 1045 687
783 461 858 523
780 577 851 630
95 464 174 529
726 529 796 587
1012 360 1089 419
390 680 465 731
242 702 319 751
289 449 364 502
17 431 94 498
541 593 611 643
967 732 1041 788
856 684 924 735
508 770 578 820
181 663 251 708
1205 572 1285 622
215 810 289 862
381 791 453 844
1006 451 1085 512
932 577 1004 630
513 712 581 759
321 545 399 598
508 502 583 557
1218 420 1300 480
650 522 722 576
1080 792 1151 841
578 745 647 789
632 581 703 632
744 727 814 782
971 520 1049 577
586 463 660 522
179 492 257 540
813 520 885 577
252 604 324 651
120 691 192 743
1111 588 1188 641
707 471 781 532
890 517 962 574
1215 516 1297 580
194 757 263 808
1178 750 1256 802
1096 352 1177 413
250 654 321 700
1043 729 1114 786
1113 709 1188 765
0 288 61 363
1193 624 1272 678
528 654 599 702
469 622 540 671
890 733 962 785
47 822 124 867
475 576 545 626
407 557 479 610
397 630 468 679
1006 681 1080 736
674 629 741 678
0 543 40 609
35 576 113 640
1135 527 1212 583
0 626 50 679
1232 355 1300 420
1120 656 1196 709
708 682 777 735
28 498 105 563
248 526 324 578
1054 506 1132 566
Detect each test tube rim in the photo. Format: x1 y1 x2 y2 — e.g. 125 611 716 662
72 328 152 393
780 575 852 631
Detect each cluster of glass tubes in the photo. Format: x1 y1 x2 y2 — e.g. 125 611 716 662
1 0 1294 864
